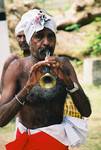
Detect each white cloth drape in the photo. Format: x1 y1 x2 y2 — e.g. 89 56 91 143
16 116 88 147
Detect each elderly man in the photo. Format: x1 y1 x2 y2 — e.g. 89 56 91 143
0 9 91 150
0 21 30 93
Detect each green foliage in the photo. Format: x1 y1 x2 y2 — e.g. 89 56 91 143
95 0 101 7
65 24 80 31
6 0 14 3
73 59 83 66
88 34 101 56
64 4 71 11
34 0 46 3
94 16 101 22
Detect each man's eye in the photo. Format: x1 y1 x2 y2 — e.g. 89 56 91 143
17 35 25 39
48 33 56 40
17 35 22 38
35 34 44 40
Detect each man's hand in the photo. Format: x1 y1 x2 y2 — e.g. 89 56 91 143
45 56 74 89
25 56 74 92
25 59 57 91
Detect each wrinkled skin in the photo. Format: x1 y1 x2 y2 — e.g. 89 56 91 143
16 31 30 56
0 31 30 93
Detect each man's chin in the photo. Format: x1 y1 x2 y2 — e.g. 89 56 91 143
22 47 29 52
38 54 46 61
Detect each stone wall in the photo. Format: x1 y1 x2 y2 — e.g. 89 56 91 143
83 58 101 85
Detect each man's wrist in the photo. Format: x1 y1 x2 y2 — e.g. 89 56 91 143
66 82 79 93
15 95 25 106
15 87 29 104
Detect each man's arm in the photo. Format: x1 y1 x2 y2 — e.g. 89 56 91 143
0 54 19 93
59 56 92 117
0 59 50 127
0 60 27 127
45 55 92 117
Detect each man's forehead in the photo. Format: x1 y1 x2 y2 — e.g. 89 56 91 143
17 31 24 36
34 28 55 35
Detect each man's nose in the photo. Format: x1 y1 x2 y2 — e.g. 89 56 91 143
42 37 49 46
20 36 25 42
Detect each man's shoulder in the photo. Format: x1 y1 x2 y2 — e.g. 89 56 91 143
58 55 70 61
57 55 70 65
6 57 23 74
57 55 74 71
3 54 19 69
8 56 30 71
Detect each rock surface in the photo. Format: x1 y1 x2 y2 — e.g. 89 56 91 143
5 0 101 59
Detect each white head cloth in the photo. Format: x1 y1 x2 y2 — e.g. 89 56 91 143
17 9 56 44
15 10 37 35
15 15 27 35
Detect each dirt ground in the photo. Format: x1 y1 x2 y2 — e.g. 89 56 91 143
0 136 7 150
0 124 14 150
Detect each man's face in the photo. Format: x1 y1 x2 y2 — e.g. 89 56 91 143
16 31 29 53
29 28 56 61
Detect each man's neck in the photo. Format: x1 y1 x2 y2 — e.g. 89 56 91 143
23 51 30 57
30 55 39 64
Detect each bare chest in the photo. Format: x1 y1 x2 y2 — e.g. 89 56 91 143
19 61 33 89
